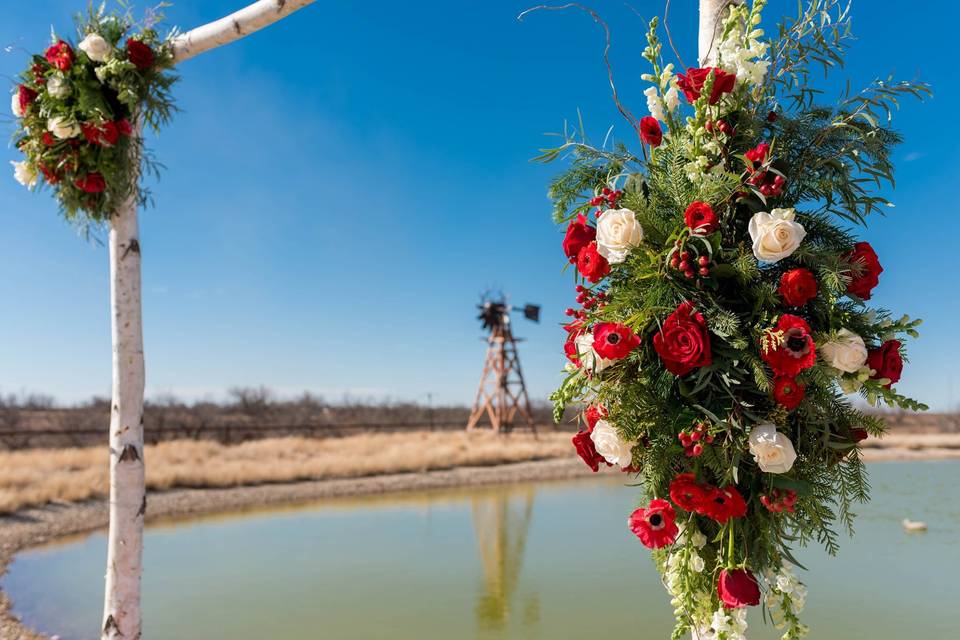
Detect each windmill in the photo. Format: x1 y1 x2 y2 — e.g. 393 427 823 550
466 292 539 433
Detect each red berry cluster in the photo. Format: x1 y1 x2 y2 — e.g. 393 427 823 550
669 244 712 280
678 421 714 457
705 119 735 136
748 170 786 197
744 141 786 197
565 285 607 318
589 186 623 209
760 488 798 513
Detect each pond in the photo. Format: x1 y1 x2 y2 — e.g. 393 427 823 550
3 461 957 639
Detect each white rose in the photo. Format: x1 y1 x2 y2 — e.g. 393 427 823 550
48 116 80 139
574 332 613 372
596 208 643 264
819 329 868 373
79 33 112 62
590 419 634 468
748 208 806 263
11 92 24 118
47 75 71 99
11 161 37 188
748 424 797 474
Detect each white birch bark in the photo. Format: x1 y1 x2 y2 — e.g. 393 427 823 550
101 120 146 640
172 0 318 63
699 0 743 65
100 3 319 637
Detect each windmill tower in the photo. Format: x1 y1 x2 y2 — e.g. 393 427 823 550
466 294 538 433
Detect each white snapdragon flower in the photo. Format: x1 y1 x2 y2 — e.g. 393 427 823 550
748 208 806 263
644 86 666 121
596 208 643 264
79 33 112 62
48 116 81 139
590 419 634 468
11 160 37 188
689 550 705 573
664 82 680 112
820 329 868 373
47 75 71 98
748 424 797 473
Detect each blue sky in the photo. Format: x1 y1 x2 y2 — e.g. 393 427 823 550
1 1 957 409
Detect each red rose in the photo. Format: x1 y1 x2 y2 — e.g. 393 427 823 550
572 430 608 472
772 376 805 411
761 314 816 377
17 85 38 114
867 339 902 388
779 268 818 307
563 214 595 263
74 172 106 193
126 39 156 71
45 40 74 71
684 201 718 234
577 242 610 283
677 67 736 105
629 498 679 549
42 132 56 146
81 121 120 146
640 116 663 147
717 569 761 609
653 302 712 376
845 242 883 300
669 473 708 512
745 142 770 169
593 323 640 360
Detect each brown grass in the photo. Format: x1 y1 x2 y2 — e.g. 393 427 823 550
0 431 573 514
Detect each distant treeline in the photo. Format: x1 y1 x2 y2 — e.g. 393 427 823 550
0 387 571 449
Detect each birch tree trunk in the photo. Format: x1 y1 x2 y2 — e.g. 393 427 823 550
99 2 318 637
101 125 146 640
698 0 743 65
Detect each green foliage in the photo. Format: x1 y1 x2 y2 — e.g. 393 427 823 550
10 2 179 226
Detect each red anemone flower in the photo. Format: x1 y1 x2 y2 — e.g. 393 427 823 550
629 499 679 549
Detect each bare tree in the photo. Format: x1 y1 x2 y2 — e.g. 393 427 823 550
101 2 318 638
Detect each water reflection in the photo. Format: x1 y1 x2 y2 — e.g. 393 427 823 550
470 486 539 633
3 463 958 639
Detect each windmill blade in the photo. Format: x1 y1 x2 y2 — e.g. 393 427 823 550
523 304 541 323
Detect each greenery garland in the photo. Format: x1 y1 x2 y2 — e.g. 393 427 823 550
10 3 177 223
545 1 929 638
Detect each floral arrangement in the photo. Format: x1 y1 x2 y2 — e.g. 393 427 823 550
10 4 176 223
546 1 928 638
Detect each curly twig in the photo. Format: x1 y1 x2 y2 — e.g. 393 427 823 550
519 3 642 142
662 0 688 71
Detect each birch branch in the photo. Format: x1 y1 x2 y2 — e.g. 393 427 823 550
172 0 318 63
698 0 743 65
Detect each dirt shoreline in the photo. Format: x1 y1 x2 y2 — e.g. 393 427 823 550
2 442 958 639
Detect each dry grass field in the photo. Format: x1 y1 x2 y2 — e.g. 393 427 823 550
0 431 573 514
